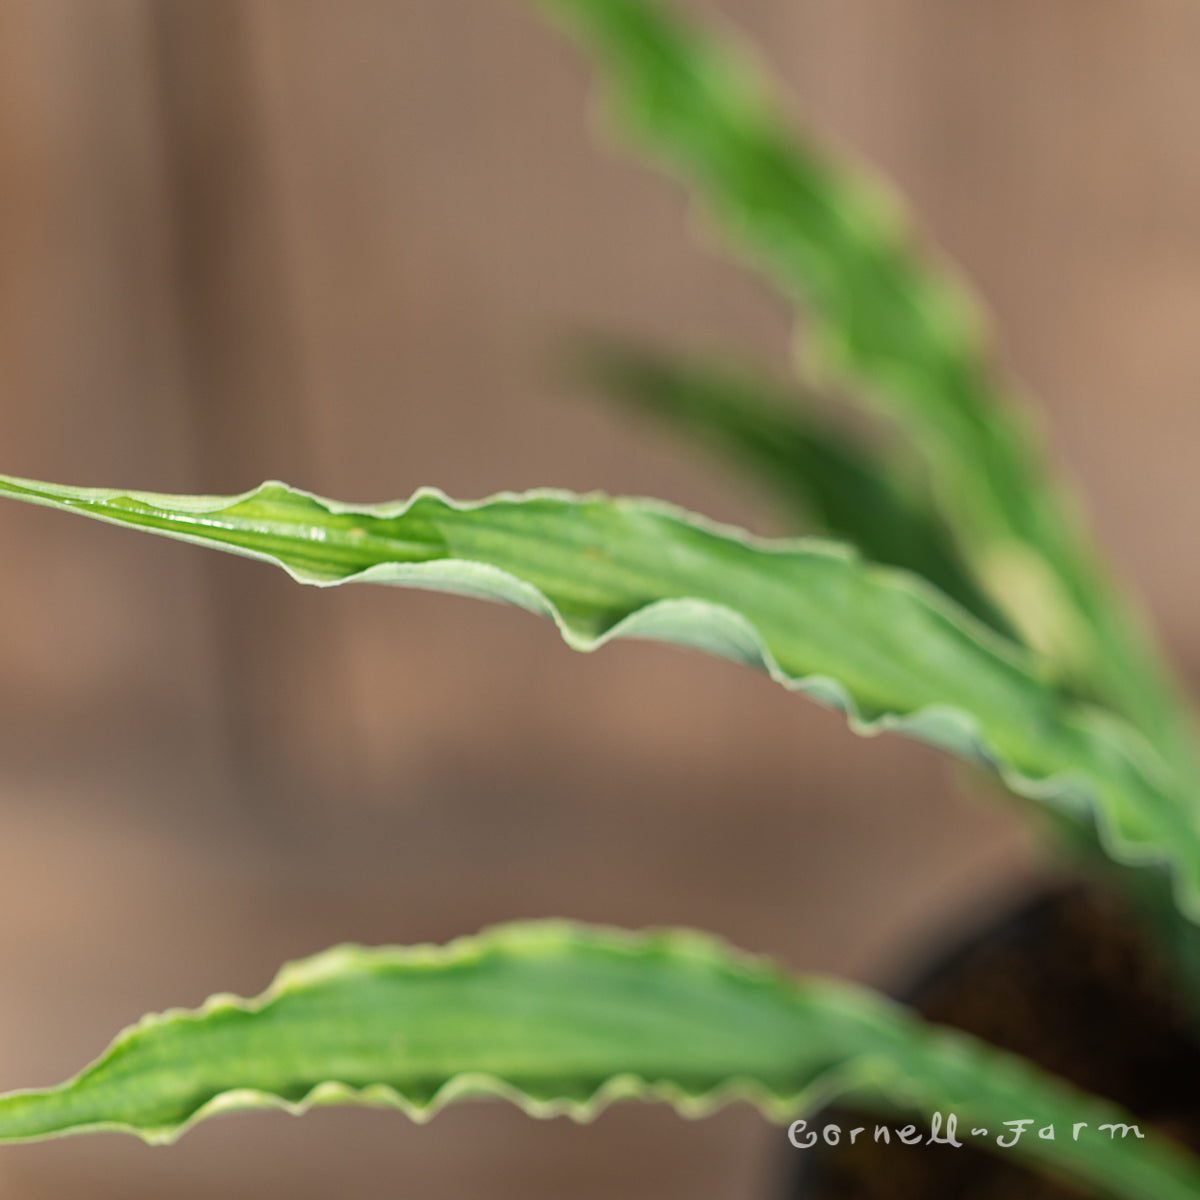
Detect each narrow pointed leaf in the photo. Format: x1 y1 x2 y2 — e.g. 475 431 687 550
1 472 1198 922
576 342 1014 637
577 350 1200 996
0 923 1195 1200
529 0 1199 789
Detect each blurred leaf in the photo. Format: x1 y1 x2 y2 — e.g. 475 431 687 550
0 472 1197 923
529 0 1199 790
576 343 1015 638
0 922 1196 1200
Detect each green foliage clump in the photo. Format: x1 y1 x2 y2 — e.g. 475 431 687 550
1 2 1196 1196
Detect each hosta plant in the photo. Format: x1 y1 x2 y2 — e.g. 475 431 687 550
2 1 1198 1196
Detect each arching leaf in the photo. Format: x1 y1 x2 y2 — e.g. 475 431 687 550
0 922 1193 1200
0 472 1196 924
528 0 1199 790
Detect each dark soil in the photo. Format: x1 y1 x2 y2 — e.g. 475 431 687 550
791 886 1200 1199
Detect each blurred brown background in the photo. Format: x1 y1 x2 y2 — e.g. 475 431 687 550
0 1 1197 1196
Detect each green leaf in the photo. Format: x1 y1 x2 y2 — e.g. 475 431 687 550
0 923 1194 1200
528 0 1199 791
1 472 1197 922
575 342 1015 639
574 349 1200 998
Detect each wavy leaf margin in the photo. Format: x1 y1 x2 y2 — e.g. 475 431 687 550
0 472 1196 923
0 922 1196 1200
527 0 1200 792
573 341 1016 637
